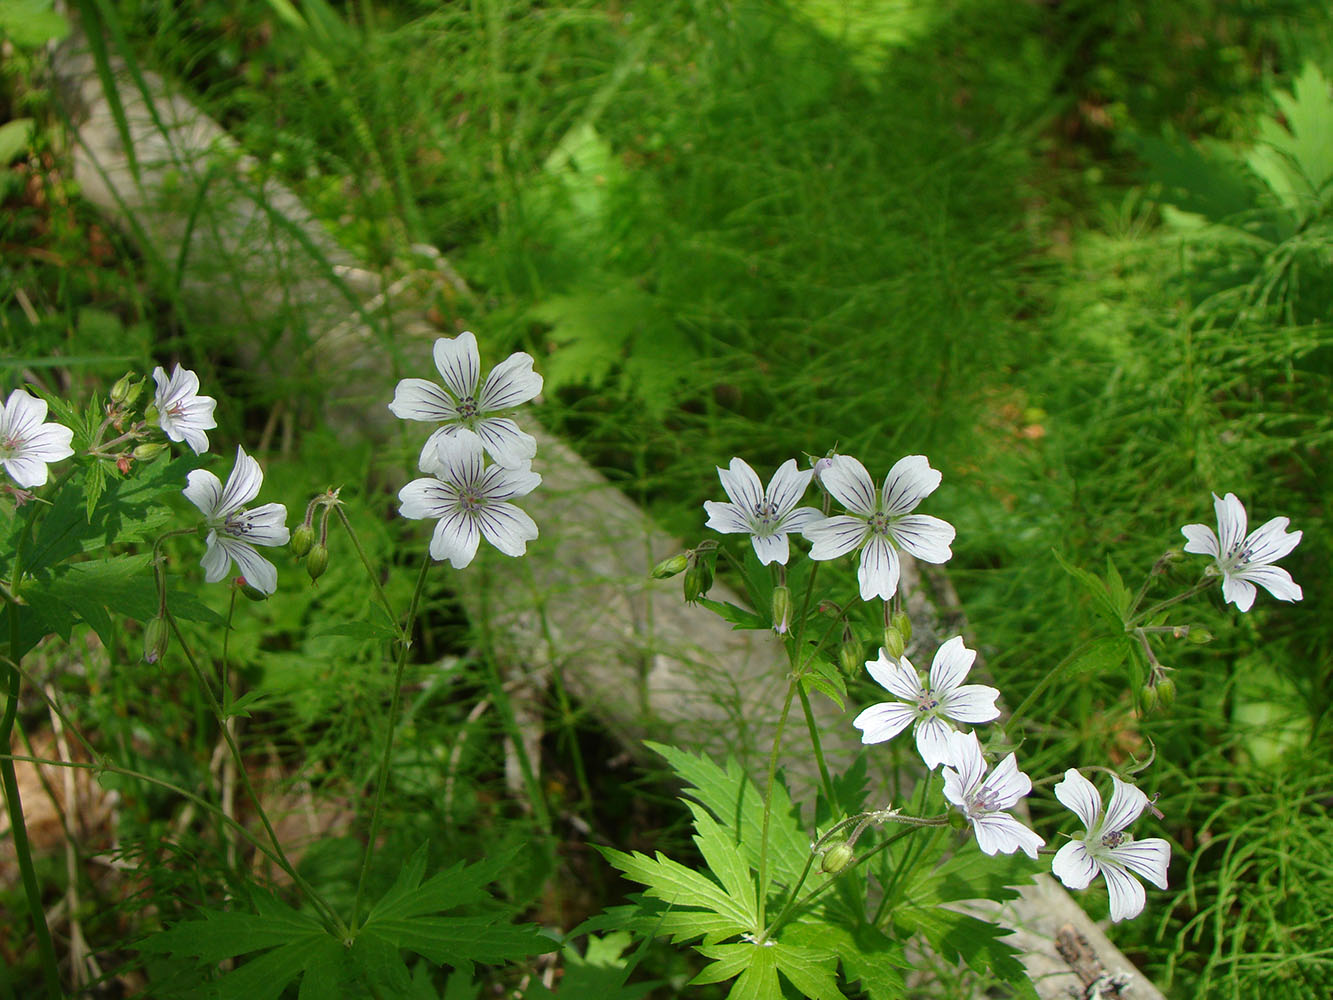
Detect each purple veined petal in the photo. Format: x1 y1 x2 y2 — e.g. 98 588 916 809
942 765 968 810
750 531 789 566
474 501 539 557
704 500 752 535
1051 840 1098 890
1102 775 1149 834
1214 492 1247 556
866 652 923 700
1108 838 1170 889
1221 574 1257 611
389 378 461 423
779 505 823 533
199 531 232 583
234 503 290 547
943 729 986 789
2 454 52 487
430 506 481 568
1101 860 1148 922
890 513 955 564
805 515 869 560
478 351 543 412
1054 769 1103 832
857 534 900 601
398 477 456 520
4 387 49 431
718 458 765 512
1181 523 1220 557
477 462 541 502
881 455 941 516
223 538 279 595
473 416 537 468
821 455 878 516
914 715 955 770
1244 516 1302 564
973 812 1044 860
851 702 917 744
940 684 1001 724
435 429 487 487
432 332 482 399
183 469 225 517
766 459 814 517
985 753 1033 808
1238 564 1302 603
929 636 976 692
217 447 262 516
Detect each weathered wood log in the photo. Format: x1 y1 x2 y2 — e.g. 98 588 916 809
51 29 1166 1000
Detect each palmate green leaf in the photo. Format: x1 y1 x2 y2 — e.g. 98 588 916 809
523 931 657 1000
891 905 1035 998
647 742 810 890
24 553 155 647
785 921 906 1000
695 940 848 1000
696 596 769 631
684 801 758 919
597 845 755 943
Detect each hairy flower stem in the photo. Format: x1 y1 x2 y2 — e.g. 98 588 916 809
334 501 405 641
352 553 432 931
1130 578 1214 626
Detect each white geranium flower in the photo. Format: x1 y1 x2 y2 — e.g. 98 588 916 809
1182 492 1302 612
389 331 543 470
1051 769 1171 923
851 636 1000 769
703 458 822 566
183 446 290 594
941 730 1045 859
398 429 541 569
804 454 955 601
152 364 218 455
0 388 75 487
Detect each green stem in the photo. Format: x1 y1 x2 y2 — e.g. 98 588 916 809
352 553 432 930
333 502 404 641
1129 577 1214 626
796 682 835 807
755 676 799 938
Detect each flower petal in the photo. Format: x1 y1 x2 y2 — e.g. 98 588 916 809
865 651 923 701
1214 492 1247 556
928 636 975 692
183 469 225 517
881 455 941 516
476 462 542 502
472 416 537 468
939 684 1001 724
765 459 814 517
1101 860 1148 922
1221 574 1257 612
430 507 480 568
750 531 789 566
778 505 824 533
1108 838 1170 890
1102 775 1149 835
914 715 955 770
851 702 916 744
475 501 539 557
820 455 878 516
805 515 868 560
389 378 460 423
703 501 752 536
1237 564 1302 603
858 535 900 600
222 537 279 595
973 812 1045 860
1051 841 1098 890
232 503 290 547
1244 516 1302 565
1180 523 1219 557
217 447 262 516
432 331 482 399
718 458 764 513
398 477 456 520
984 753 1033 809
942 728 986 791
478 351 543 412
1054 769 1102 833
889 514 955 563
199 531 231 583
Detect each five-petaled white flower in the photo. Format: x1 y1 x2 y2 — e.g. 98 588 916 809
1181 492 1302 612
852 635 1000 769
183 447 290 594
0 388 75 488
153 364 218 455
941 729 1045 859
398 429 541 569
703 458 822 566
1051 769 1171 923
389 331 543 471
804 454 955 601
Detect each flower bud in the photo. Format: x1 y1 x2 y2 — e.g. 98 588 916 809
882 626 906 661
1139 683 1159 713
306 543 329 582
683 555 713 604
820 841 854 874
1186 627 1213 645
651 553 689 579
890 610 912 645
290 524 315 557
771 585 791 635
142 616 169 664
110 372 138 405
1155 676 1176 708
839 635 863 677
947 809 968 831
132 442 168 462
237 578 268 602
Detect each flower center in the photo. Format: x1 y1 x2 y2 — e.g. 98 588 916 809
0 430 24 458
970 785 1001 813
915 688 939 713
223 510 253 536
1101 829 1130 849
867 510 893 537
751 497 779 528
459 487 483 512
457 395 480 419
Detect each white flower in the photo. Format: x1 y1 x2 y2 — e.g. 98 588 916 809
851 636 1000 769
804 454 955 601
703 458 822 566
398 429 541 569
388 331 543 470
152 364 218 455
0 388 75 487
1182 492 1302 612
1051 769 1171 923
941 730 1045 859
183 446 290 594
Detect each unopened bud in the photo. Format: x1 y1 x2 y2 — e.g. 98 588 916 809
839 635 863 677
820 841 854 874
1155 676 1176 707
306 543 329 582
110 372 138 405
890 610 912 645
142 617 169 664
291 524 315 558
882 626 906 661
683 556 713 604
1139 684 1159 713
652 553 689 579
238 578 268 602
1186 627 1213 645
132 442 168 462
771 585 791 635
947 809 968 831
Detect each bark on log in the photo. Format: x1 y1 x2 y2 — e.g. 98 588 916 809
51 29 1167 1000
